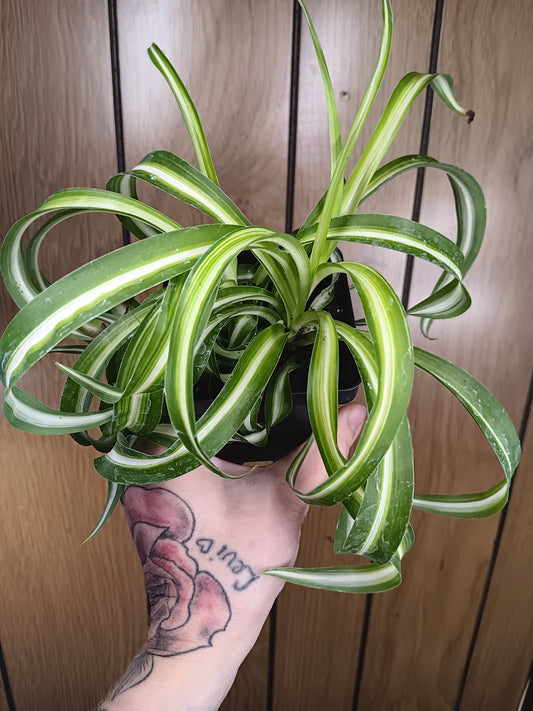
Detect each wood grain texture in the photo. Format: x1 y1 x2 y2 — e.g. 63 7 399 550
358 0 533 708
117 2 292 708
459 412 533 710
0 673 9 711
2 1 531 710
0 1 147 709
118 0 292 234
273 2 433 709
291 0 434 294
0 431 147 710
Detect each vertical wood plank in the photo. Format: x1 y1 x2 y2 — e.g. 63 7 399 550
0 671 9 711
460 409 533 710
274 2 433 708
116 2 292 708
358 0 533 708
117 0 292 233
0 1 148 709
0 435 147 710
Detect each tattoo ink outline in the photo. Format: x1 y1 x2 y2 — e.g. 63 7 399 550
110 650 154 700
195 538 260 591
122 486 232 658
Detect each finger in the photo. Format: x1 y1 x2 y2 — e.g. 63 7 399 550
337 402 367 459
210 456 251 478
292 403 367 494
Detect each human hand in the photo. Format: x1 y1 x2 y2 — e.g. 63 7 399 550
101 403 366 710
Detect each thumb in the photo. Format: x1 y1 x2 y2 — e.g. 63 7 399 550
292 403 367 494
337 402 367 459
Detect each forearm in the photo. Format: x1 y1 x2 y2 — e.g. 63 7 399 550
99 646 236 711
99 636 250 710
99 579 282 710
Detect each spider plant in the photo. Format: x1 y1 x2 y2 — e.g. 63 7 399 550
0 0 520 593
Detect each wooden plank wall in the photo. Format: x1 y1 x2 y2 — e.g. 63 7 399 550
274 2 433 709
0 1 531 710
358 2 533 710
0 2 147 710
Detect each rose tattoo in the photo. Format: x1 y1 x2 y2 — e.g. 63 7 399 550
123 486 231 656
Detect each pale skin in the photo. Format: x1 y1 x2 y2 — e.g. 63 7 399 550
98 403 366 711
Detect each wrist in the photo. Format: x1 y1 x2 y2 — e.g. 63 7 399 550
103 580 280 711
102 646 239 711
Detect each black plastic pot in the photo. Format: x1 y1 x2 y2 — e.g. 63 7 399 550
193 271 361 464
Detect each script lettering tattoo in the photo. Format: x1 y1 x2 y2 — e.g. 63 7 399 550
221 550 237 565
233 565 258 590
196 537 214 554
197 541 259 591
